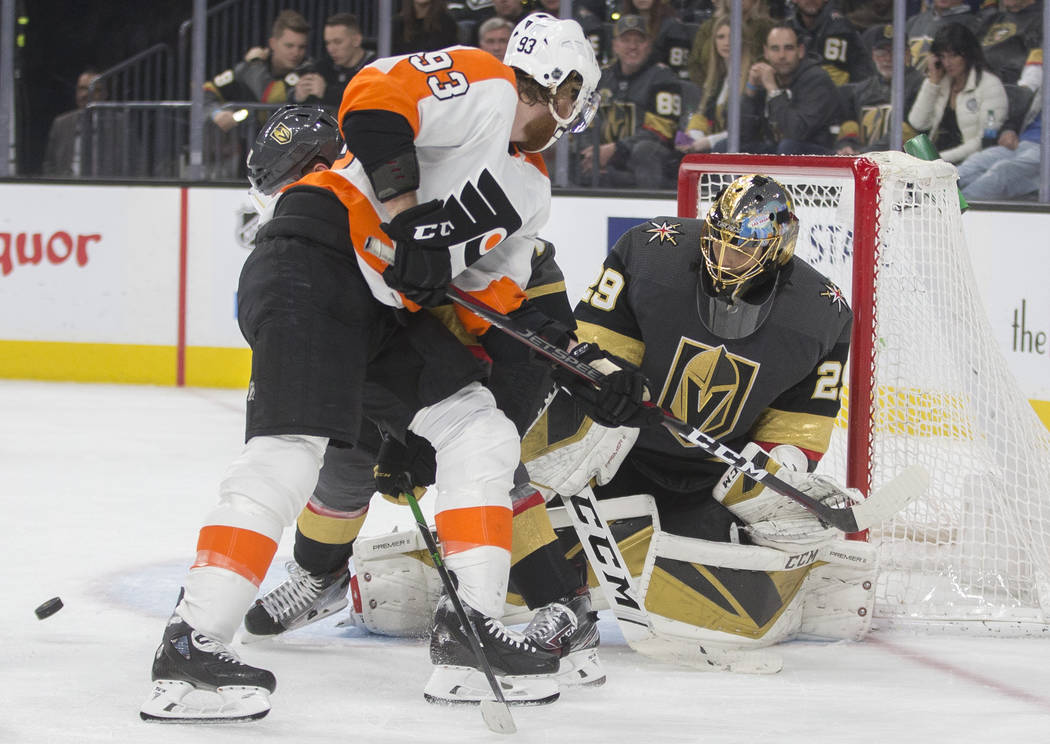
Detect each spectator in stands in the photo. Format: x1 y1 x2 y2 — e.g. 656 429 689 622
905 0 980 71
687 0 775 88
43 68 104 176
956 53 1042 200
579 14 683 188
531 1 608 65
494 0 529 21
907 22 1008 163
620 0 695 80
677 15 752 153
43 68 144 178
293 13 376 111
530 0 567 13
789 0 873 85
741 23 844 153
977 0 1042 86
393 0 459 55
847 0 893 34
836 25 922 153
204 10 311 133
478 17 513 59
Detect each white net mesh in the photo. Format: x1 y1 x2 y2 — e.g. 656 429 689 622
684 151 1050 632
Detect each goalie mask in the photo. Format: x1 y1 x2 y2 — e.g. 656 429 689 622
246 104 345 212
696 174 799 339
505 13 601 152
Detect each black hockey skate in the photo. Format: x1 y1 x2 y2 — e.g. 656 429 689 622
425 594 561 706
524 587 606 687
140 613 275 723
242 561 350 640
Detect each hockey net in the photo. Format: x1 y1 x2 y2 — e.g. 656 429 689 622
677 152 1050 633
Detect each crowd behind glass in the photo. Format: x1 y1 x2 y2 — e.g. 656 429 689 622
42 0 1045 201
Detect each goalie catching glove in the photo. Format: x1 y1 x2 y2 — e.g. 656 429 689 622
552 343 663 429
379 199 455 307
713 442 860 552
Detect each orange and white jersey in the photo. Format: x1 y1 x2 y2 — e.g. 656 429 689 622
299 47 551 334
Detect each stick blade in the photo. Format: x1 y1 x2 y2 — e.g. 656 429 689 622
851 464 930 531
480 700 517 734
628 636 783 674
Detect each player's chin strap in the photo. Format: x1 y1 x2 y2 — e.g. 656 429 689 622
445 285 929 533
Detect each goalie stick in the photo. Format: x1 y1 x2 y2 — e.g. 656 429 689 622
403 491 516 735
446 285 928 533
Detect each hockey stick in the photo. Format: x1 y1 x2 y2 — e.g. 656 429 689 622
403 490 516 735
446 285 927 533
563 485 782 673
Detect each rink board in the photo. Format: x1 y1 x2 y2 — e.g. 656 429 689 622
0 182 1046 427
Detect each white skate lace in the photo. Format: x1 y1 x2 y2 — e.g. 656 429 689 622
191 633 246 665
483 618 536 652
524 603 573 644
258 562 325 621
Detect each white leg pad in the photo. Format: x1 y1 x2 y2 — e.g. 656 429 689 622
798 539 877 641
409 382 519 618
351 552 444 637
210 434 328 538
638 530 877 649
180 434 327 643
180 567 260 644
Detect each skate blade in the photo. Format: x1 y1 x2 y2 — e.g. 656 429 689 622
556 647 606 688
139 680 271 723
423 666 559 706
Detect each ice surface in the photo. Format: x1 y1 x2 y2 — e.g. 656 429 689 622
3 380 1049 743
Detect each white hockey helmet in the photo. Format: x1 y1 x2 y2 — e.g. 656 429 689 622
504 13 601 151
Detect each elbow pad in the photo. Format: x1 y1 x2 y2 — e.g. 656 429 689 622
342 109 420 201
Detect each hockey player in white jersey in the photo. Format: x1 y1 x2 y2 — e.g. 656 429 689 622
141 14 607 722
234 103 603 689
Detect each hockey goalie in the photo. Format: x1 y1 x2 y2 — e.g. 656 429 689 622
337 174 891 672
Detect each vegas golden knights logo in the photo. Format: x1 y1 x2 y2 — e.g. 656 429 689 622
859 103 892 145
656 339 759 445
599 99 637 143
270 123 292 145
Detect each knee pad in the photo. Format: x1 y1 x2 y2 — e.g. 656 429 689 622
411 382 519 510
211 434 328 539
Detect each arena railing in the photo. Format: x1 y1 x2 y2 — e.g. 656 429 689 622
175 0 379 99
86 44 176 105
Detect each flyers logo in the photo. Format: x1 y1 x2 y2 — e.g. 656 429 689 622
655 339 760 445
443 169 522 267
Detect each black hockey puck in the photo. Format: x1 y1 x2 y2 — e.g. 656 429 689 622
34 597 63 620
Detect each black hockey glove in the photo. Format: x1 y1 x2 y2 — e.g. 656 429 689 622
552 343 664 429
379 199 454 308
481 302 574 365
373 433 436 498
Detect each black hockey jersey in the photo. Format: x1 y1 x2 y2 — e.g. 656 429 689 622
979 4 1043 85
790 1 873 85
905 6 980 70
596 59 684 145
837 67 923 150
573 217 852 494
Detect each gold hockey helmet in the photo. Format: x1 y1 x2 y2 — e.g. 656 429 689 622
696 174 799 338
